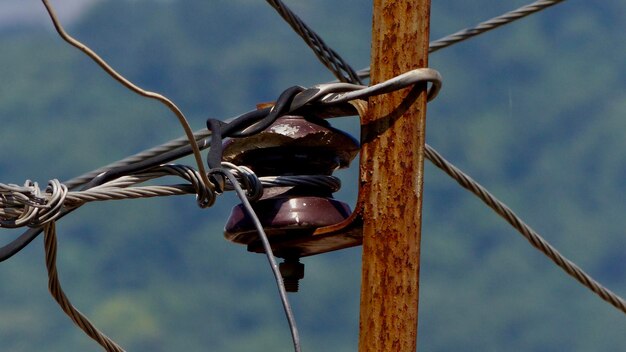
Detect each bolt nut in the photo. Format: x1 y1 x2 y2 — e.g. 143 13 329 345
280 259 305 292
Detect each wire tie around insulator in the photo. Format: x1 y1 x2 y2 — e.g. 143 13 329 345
158 164 217 208
217 162 263 202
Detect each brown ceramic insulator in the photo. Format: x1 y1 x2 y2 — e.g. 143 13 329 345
222 115 359 176
225 196 352 245
223 115 358 257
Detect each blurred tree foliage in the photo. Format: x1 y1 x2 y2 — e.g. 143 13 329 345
0 0 625 351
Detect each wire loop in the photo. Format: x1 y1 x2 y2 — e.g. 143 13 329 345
290 68 442 111
0 180 68 228
219 162 264 202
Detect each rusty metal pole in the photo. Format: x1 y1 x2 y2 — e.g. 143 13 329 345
358 0 431 351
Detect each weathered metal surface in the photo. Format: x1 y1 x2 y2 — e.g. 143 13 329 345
358 0 431 351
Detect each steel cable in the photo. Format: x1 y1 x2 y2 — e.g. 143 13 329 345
264 0 362 84
429 0 566 52
350 99 626 314
357 0 567 79
43 221 126 352
28 164 309 351
65 129 212 189
1 166 340 229
0 129 212 262
424 144 626 314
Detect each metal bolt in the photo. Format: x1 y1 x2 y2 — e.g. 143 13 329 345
279 257 305 293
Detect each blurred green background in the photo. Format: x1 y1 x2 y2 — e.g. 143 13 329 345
1 0 625 350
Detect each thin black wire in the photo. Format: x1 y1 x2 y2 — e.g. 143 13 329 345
211 168 301 352
0 228 44 262
206 86 305 171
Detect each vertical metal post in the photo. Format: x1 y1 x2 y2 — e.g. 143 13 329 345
358 0 431 351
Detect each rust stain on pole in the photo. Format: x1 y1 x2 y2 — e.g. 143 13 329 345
358 0 431 351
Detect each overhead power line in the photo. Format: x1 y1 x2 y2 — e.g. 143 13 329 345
0 0 623 351
424 144 626 314
265 0 626 317
357 0 568 79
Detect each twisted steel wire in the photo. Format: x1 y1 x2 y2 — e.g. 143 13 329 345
429 0 566 53
36 164 314 352
65 129 212 189
0 130 211 262
357 0 567 79
424 145 626 314
65 175 339 205
264 0 363 84
64 185 195 204
43 221 126 352
1 166 341 232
